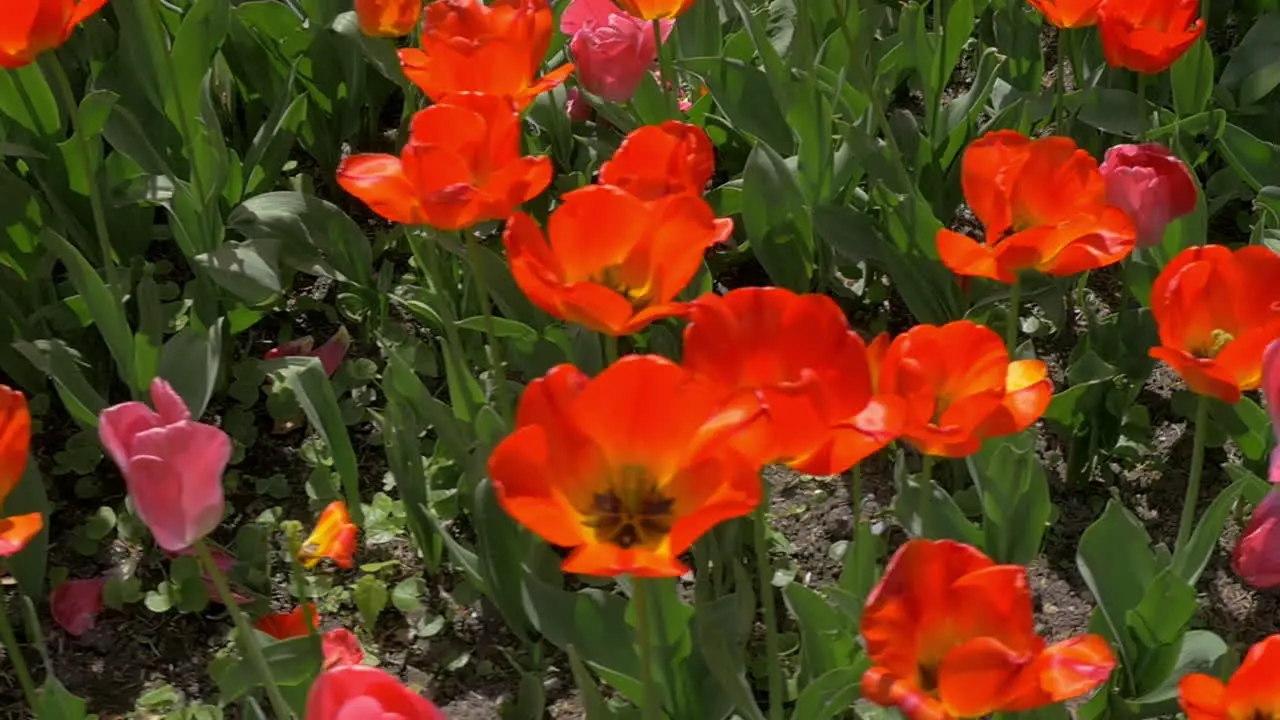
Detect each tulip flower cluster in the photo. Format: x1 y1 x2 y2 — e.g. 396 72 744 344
1028 0 1205 73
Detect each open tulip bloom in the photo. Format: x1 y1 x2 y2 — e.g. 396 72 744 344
861 539 1116 719
0 387 45 556
1180 634 1280 720
0 0 108 68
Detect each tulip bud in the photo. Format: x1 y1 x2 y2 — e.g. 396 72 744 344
1100 144 1197 250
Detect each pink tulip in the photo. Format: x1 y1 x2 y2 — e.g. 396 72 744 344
265 326 351 377
50 578 106 636
306 665 445 720
99 378 230 552
1099 143 1198 249
1234 490 1280 588
565 87 593 122
560 0 673 103
1266 340 1280 483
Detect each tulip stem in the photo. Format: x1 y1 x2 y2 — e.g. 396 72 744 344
0 590 40 713
195 541 296 720
1175 395 1210 557
653 20 678 116
753 492 784 720
633 579 662 720
1136 72 1149 141
465 233 512 422
1006 275 1022 354
41 55 120 302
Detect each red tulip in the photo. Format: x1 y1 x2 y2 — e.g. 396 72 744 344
306 664 445 720
0 0 107 68
1100 144 1197 249
1180 635 1280 720
264 327 351 377
1098 0 1204 74
321 628 365 670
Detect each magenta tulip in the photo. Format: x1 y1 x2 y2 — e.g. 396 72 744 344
50 577 106 636
306 665 445 720
560 0 672 103
1234 490 1280 589
1099 143 1197 249
99 378 230 552
264 326 351 377
1266 340 1280 484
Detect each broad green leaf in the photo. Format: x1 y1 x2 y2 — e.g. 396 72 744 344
1130 630 1228 705
242 67 309 197
11 340 105 428
41 229 134 390
212 634 322 702
742 143 814 291
271 356 364 525
692 589 766 720
567 646 618 720
1219 123 1280 191
1219 12 1280 105
683 57 794 153
893 453 982 545
1172 478 1244 586
1171 39 1214 116
133 268 163 395
354 575 389 627
193 238 283 305
35 677 88 720
169 0 231 134
784 583 858 683
157 320 224 419
966 431 1052 565
473 478 533 642
0 62 60 136
1076 500 1160 674
790 666 863 720
1124 569 1196 649
228 191 373 288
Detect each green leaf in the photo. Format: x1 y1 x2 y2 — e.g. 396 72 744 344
1171 39 1214 116
133 268 164 395
272 356 364 525
455 317 539 345
1074 88 1144 138
4 458 51 598
966 431 1052 565
1130 630 1228 705
193 238 283 305
692 589 766 720
784 583 858 683
1172 478 1244 587
893 454 982 545
1219 12 1280 106
41 229 134 390
157 320 224 419
242 68 309 197
354 574 389 627
790 666 862 720
391 577 424 612
382 399 443 574
523 573 641 700
836 517 882 616
169 0 231 134
742 143 814 291
567 646 618 720
12 340 105 428
0 62 61 136
331 11 407 86
683 56 794 154
213 634 322 702
36 677 88 720
1076 500 1160 675
1124 569 1196 648
473 478 532 642
1219 123 1280 191
228 191 373 287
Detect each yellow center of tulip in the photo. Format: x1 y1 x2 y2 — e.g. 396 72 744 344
582 465 674 550
593 265 656 311
1207 328 1234 358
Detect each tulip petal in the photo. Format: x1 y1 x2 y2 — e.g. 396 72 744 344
562 542 688 578
1221 634 1280 718
98 401 162 473
937 229 1009 282
127 422 230 551
306 665 446 720
337 154 421 225
50 577 107 636
0 512 43 556
937 636 1030 717
959 130 1031 236
0 387 30 501
489 425 595 548
1148 347 1243 404
1178 674 1228 720
149 377 191 425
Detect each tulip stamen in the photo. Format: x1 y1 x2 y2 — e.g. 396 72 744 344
582 466 674 550
593 264 656 311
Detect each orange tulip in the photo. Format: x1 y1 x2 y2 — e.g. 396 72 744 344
299 501 358 569
868 321 1052 458
599 122 715 202
255 604 320 640
504 185 732 336
861 539 1115 720
612 0 698 20
1026 0 1100 28
0 387 43 557
937 131 1136 283
681 287 906 474
0 0 107 69
488 356 760 577
1180 634 1280 720
398 0 573 108
355 0 421 37
1148 245 1280 404
1098 0 1204 74
338 94 551 230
